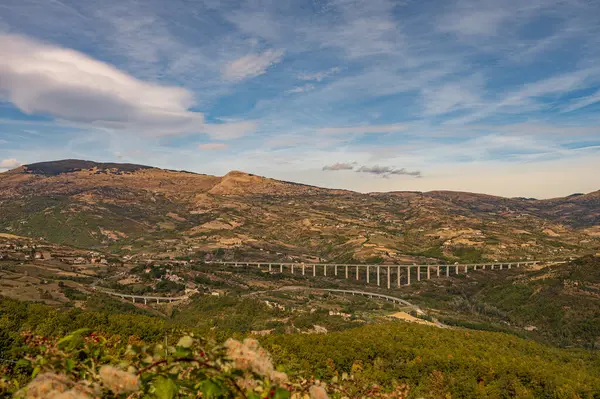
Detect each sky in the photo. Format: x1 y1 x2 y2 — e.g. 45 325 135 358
0 0 599 198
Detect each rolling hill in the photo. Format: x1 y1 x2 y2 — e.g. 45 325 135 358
0 159 598 264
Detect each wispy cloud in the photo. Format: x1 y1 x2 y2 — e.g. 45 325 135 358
322 162 421 178
222 49 284 82
317 124 408 136
562 90 600 113
199 142 228 150
322 162 355 171
356 165 421 178
297 67 341 82
286 84 315 94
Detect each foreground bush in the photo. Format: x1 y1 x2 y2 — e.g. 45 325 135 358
3 329 294 398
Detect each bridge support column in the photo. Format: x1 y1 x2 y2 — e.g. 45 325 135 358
269 263 272 272
483 264 486 270
508 264 511 269
367 266 370 283
356 265 359 280
437 265 440 277
397 266 400 287
291 264 294 274
234 262 238 267
132 297 135 303
302 264 305 276
387 266 391 289
335 265 338 276
455 265 459 274
417 266 421 281
313 265 316 277
156 298 159 304
427 266 431 280
407 266 411 285
345 265 348 279
377 266 380 286
324 265 327 276
465 265 468 273
474 265 477 271
144 298 147 305
446 265 450 277
280 264 283 273
491 264 494 270
500 264 503 270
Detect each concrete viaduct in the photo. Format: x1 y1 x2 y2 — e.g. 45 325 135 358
95 260 556 303
97 289 189 304
210 260 543 289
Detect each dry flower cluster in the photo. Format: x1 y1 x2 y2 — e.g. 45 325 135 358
224 338 289 384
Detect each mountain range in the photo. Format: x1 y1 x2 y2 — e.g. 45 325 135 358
0 159 598 263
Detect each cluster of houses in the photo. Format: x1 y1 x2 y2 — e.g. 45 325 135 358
0 238 115 266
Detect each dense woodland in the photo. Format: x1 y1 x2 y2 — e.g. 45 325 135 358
2 293 600 398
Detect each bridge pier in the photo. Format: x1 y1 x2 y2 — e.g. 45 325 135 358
417 266 421 281
324 265 327 276
144 298 147 305
377 266 380 286
446 265 449 277
407 266 411 285
366 265 370 283
335 264 338 276
455 265 459 275
302 264 305 276
508 263 511 269
356 265 359 280
397 266 401 287
291 264 294 274
437 265 440 277
345 265 348 279
465 265 468 273
427 265 430 280
500 264 503 270
387 266 391 289
269 263 272 272
280 264 283 273
313 265 316 277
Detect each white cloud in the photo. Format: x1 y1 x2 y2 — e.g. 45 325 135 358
0 34 255 139
202 121 257 140
317 124 407 135
222 49 284 82
420 80 482 116
198 143 228 150
297 67 341 82
286 84 315 94
0 158 21 170
439 8 510 37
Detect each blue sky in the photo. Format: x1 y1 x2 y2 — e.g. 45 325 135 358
0 0 599 198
